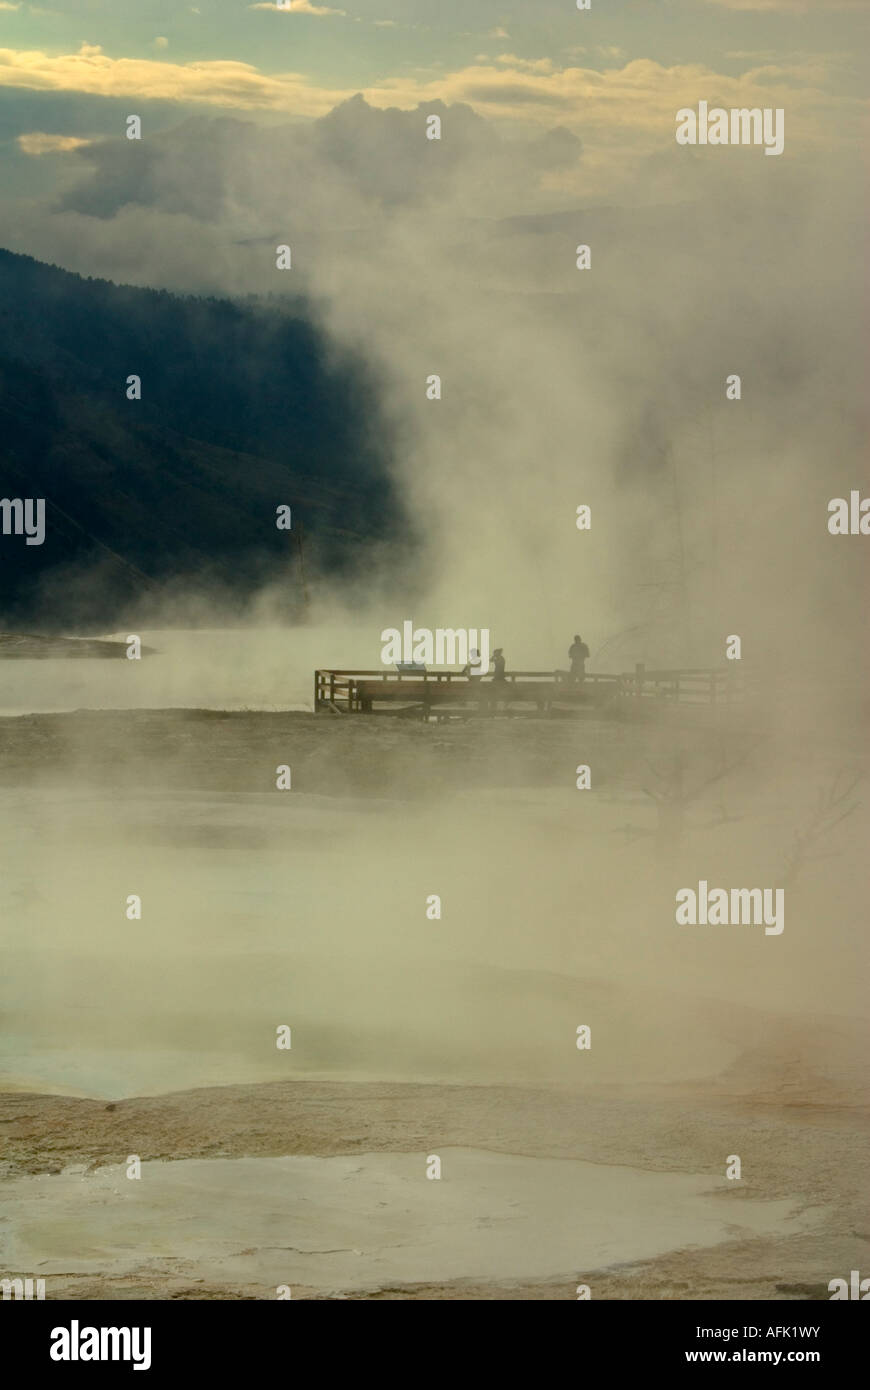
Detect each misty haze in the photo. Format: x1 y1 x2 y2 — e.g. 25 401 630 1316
0 0 867 1310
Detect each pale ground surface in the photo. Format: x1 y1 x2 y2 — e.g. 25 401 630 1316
0 664 867 1299
1 1079 866 1300
0 1149 818 1295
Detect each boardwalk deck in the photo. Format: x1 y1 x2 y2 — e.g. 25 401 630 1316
313 666 743 715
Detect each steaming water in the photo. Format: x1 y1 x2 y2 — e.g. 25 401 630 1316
0 771 735 1098
3 771 866 1101
0 625 652 715
0 629 353 715
0 781 739 1098
2 638 867 1100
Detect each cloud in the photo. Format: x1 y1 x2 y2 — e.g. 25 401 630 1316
54 97 537 225
0 43 351 116
154 37 169 51
0 2 21 9
0 43 860 158
16 130 91 154
528 124 583 169
493 55 557 74
249 0 346 14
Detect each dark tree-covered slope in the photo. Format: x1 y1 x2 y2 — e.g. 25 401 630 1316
0 250 407 628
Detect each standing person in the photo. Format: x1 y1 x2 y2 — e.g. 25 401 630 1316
568 634 589 685
489 646 507 714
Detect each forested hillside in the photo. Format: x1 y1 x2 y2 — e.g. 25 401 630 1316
0 250 406 628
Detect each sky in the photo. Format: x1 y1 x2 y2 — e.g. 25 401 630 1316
0 0 865 207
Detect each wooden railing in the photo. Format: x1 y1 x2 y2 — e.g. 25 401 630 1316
621 664 744 706
314 665 744 713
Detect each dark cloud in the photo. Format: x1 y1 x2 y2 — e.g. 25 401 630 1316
51 98 581 225
528 124 583 168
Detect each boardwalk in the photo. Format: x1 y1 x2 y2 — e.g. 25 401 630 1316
314 665 744 715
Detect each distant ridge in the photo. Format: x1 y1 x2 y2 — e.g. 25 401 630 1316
0 633 156 659
0 250 409 629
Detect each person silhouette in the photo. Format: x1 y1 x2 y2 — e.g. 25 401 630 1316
568 634 589 685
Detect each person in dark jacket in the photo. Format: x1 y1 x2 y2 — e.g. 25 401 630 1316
568 634 590 684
